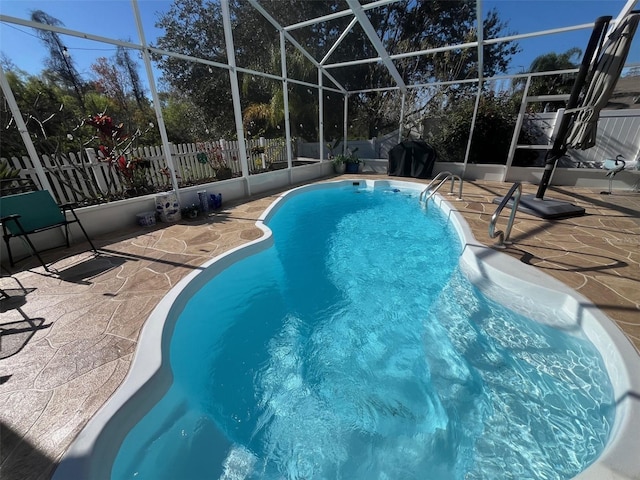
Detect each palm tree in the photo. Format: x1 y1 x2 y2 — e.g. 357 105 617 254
242 47 321 140
518 48 582 112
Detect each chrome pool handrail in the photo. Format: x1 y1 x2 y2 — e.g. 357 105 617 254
420 171 452 198
419 172 463 206
489 182 522 248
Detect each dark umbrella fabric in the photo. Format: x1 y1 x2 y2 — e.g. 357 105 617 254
566 12 640 150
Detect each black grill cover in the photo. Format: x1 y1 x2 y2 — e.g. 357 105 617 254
388 140 437 178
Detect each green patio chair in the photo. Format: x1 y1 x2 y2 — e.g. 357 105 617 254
1 188 97 271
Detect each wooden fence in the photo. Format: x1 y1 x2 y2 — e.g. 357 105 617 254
2 137 292 205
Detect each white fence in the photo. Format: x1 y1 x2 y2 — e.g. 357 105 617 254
2 137 292 205
298 130 400 160
516 109 640 169
563 110 640 168
4 111 638 206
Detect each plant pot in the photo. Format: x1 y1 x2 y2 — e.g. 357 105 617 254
345 162 359 174
216 167 233 180
182 207 199 219
155 191 181 222
136 211 156 227
333 163 346 174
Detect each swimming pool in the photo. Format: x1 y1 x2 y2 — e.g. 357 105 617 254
54 180 640 480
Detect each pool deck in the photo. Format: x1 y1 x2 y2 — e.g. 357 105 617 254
1 175 639 480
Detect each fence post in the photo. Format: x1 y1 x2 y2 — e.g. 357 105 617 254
168 142 181 185
145 145 166 188
85 148 110 195
259 136 267 169
39 155 62 202
219 138 234 174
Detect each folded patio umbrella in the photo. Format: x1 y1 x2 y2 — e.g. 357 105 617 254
566 12 640 150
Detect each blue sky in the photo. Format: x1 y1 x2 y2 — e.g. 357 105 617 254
0 0 637 80
485 0 639 71
0 0 169 79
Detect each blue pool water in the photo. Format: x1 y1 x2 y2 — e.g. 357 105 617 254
112 184 614 480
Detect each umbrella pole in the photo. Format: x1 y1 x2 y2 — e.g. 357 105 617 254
535 15 612 200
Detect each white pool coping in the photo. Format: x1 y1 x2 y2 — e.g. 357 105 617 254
53 179 640 480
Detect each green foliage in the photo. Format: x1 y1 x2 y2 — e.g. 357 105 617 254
154 0 233 139
373 1 520 84
1 36 158 158
155 0 520 141
159 91 208 143
514 48 582 112
0 62 161 202
426 90 537 165
326 139 341 159
0 160 33 197
0 159 20 179
239 48 322 141
335 0 521 135
31 10 86 110
85 113 157 194
331 155 346 166
0 71 78 158
332 147 360 165
3 1 526 178
529 48 581 74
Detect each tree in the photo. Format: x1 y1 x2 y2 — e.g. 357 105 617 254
328 1 521 136
154 0 232 140
517 48 582 112
0 53 18 72
370 1 519 85
154 0 520 141
116 46 146 109
426 90 536 165
159 90 209 144
31 10 86 110
241 46 321 140
0 71 108 200
90 50 157 144
92 57 129 113
0 70 30 159
0 71 82 158
1 61 160 202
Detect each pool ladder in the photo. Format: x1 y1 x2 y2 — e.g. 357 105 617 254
489 182 522 248
419 171 463 207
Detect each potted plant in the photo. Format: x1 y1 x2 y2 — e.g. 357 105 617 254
332 154 347 174
196 142 233 180
215 165 233 180
181 203 199 219
344 148 361 174
327 139 346 174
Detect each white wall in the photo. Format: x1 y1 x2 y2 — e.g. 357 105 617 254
0 164 329 267
566 110 640 167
